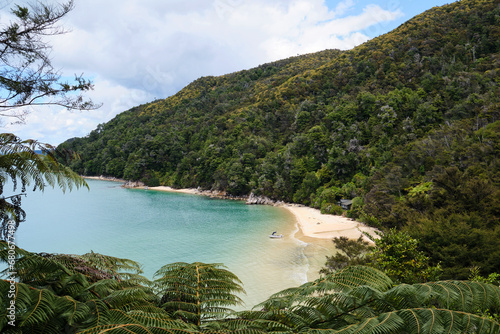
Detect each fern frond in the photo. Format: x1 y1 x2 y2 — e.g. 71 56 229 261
154 262 245 325
91 280 158 309
79 251 145 281
77 323 197 334
256 266 392 311
0 133 88 193
397 308 500 334
386 280 500 314
203 318 291 333
330 307 500 333
0 280 90 333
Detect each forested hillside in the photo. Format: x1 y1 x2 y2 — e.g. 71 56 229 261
60 0 500 279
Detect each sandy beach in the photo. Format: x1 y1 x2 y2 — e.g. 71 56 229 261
146 185 379 242
149 186 203 195
83 176 127 182
86 177 378 243
82 178 377 298
281 204 378 242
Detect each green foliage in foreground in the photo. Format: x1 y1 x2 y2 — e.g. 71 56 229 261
321 230 442 284
154 262 244 326
0 133 88 239
1 243 499 333
59 0 500 280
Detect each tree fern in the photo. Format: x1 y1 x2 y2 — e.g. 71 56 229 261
255 266 393 311
77 251 146 282
385 281 500 315
0 279 89 333
332 308 500 334
243 266 500 333
0 242 149 297
0 133 88 238
88 279 159 309
76 308 197 334
0 133 87 193
0 245 175 333
154 262 245 326
203 318 292 334
77 324 198 334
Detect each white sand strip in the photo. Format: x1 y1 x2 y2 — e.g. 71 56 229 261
131 184 379 242
149 186 201 195
281 204 378 242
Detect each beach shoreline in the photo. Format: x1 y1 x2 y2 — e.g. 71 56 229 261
83 176 378 289
83 175 127 183
147 185 379 243
83 176 378 242
281 204 378 243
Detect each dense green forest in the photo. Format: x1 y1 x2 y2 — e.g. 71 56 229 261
60 0 500 280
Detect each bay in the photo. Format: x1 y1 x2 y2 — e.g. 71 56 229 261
12 179 329 308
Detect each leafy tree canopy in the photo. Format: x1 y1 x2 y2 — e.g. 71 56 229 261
0 0 100 122
0 0 96 236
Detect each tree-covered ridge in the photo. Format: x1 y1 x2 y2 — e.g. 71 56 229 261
60 0 500 279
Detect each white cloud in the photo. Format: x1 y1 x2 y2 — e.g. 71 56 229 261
1 0 404 145
333 0 356 17
4 79 153 144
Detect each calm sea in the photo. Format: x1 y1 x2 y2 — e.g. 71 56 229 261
12 179 332 308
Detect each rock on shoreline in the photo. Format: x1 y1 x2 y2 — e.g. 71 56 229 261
83 176 145 189
122 180 146 188
84 176 284 206
245 192 276 205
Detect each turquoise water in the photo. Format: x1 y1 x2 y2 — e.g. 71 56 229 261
12 179 327 308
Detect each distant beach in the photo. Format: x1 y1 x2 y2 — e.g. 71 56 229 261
83 177 378 244
146 185 379 243
20 179 318 308
281 204 378 242
145 185 380 286
83 175 127 182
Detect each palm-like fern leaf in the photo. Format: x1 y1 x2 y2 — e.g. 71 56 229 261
75 306 198 333
1 242 152 302
244 266 500 333
0 279 90 333
78 251 146 281
154 262 245 326
332 308 500 334
203 318 292 333
0 133 87 192
0 133 88 238
77 324 198 334
88 279 159 308
385 281 500 315
256 266 393 311
0 242 92 299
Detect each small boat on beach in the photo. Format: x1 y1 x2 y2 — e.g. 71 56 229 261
269 231 283 239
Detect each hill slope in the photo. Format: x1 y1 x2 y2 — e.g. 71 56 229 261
60 0 500 279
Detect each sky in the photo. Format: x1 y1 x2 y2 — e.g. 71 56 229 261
1 0 455 145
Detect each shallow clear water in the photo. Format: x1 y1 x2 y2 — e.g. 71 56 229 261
11 179 330 308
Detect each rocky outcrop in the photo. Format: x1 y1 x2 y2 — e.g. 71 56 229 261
246 192 275 205
122 180 145 188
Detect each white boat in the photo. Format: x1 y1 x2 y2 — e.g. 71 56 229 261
269 232 283 238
